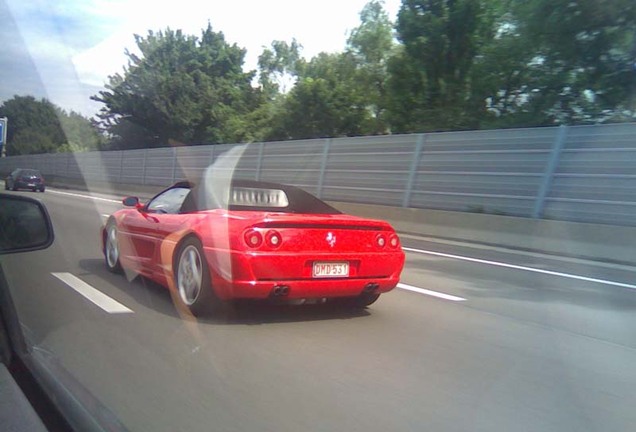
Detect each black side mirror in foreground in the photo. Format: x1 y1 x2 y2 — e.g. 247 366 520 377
0 193 54 254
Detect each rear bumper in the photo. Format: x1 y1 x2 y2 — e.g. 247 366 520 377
14 181 43 189
215 276 400 300
204 248 404 300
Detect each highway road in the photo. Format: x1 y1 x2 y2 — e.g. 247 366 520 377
1 186 636 432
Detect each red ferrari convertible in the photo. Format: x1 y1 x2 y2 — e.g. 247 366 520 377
102 180 405 315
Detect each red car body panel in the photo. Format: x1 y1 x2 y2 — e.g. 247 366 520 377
103 192 405 302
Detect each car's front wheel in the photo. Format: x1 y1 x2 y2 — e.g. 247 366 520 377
104 222 122 273
174 237 217 316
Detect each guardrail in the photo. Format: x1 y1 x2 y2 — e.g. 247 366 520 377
1 123 635 227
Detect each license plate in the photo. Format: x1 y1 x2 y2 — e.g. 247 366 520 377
312 262 349 278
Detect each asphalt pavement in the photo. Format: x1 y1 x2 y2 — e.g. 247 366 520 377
1 186 635 432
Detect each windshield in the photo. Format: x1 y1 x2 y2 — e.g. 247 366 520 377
0 1 635 431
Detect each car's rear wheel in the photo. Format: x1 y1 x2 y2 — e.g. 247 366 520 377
174 237 217 316
104 222 122 273
354 292 381 307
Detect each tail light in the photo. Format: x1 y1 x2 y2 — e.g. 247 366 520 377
376 234 386 248
244 229 283 249
389 234 400 249
244 230 263 248
265 230 282 248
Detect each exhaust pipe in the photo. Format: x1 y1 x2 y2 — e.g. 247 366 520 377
271 285 290 297
363 282 379 293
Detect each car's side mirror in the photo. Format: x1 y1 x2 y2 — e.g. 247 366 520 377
122 196 145 211
122 196 139 207
0 193 54 254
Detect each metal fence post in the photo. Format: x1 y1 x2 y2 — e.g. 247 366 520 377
533 125 568 219
317 138 332 199
141 149 147 185
65 153 70 177
118 150 124 183
208 145 215 167
255 142 264 181
171 147 178 184
402 134 426 208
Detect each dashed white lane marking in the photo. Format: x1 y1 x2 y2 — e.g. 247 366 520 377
397 283 466 301
47 189 120 204
404 247 636 291
52 272 133 314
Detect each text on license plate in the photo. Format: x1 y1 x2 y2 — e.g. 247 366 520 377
312 262 349 278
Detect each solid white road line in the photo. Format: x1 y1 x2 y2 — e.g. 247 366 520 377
404 247 636 291
400 233 636 272
52 272 133 314
397 283 466 301
47 189 121 204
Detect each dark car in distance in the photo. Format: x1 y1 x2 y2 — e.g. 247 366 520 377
5 169 46 192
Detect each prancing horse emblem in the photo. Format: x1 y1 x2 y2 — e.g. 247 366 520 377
326 232 336 248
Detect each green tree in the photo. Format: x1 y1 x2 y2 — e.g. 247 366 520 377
346 0 395 134
243 39 304 141
472 0 636 127
259 1 395 140
57 110 106 152
258 39 302 96
384 46 429 132
0 95 65 155
8 129 57 155
387 0 494 132
466 6 535 127
92 24 259 149
512 0 636 124
0 95 102 154
271 52 370 140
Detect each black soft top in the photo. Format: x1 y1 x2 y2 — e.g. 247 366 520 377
179 179 341 214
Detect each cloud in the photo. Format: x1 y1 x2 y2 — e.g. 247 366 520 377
2 0 123 116
2 0 402 117
0 1 47 105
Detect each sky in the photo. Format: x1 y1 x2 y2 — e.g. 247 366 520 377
1 0 401 118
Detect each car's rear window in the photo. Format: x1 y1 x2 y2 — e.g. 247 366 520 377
180 180 341 214
20 170 41 177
